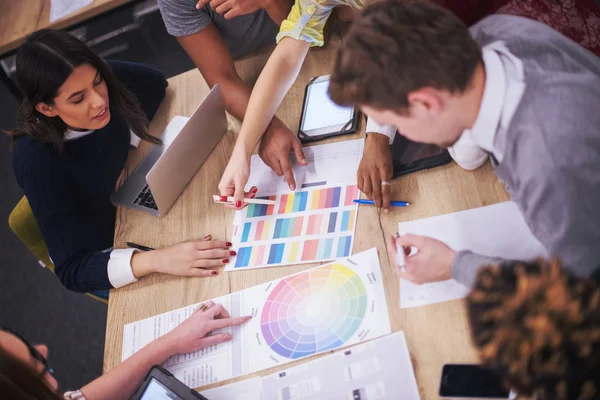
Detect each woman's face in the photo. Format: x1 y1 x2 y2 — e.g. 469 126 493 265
0 330 58 391
36 63 111 131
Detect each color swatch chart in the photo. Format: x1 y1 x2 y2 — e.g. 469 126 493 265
122 248 392 388
226 184 360 271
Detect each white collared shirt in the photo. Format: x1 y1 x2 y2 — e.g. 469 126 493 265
449 41 526 169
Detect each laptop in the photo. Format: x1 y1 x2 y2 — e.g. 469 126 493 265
112 85 226 216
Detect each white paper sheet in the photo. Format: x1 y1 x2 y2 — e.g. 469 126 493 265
246 139 364 194
261 331 420 400
50 0 94 23
122 249 391 388
398 201 548 308
200 377 262 400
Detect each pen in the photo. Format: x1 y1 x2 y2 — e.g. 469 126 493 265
126 242 155 252
353 199 410 207
212 195 277 205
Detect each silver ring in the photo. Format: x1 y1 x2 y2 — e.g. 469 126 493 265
381 181 390 186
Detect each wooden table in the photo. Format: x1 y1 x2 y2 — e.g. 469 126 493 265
104 32 510 399
0 0 137 55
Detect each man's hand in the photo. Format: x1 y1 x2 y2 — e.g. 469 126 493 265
358 133 393 211
259 119 307 191
386 234 456 284
196 0 272 19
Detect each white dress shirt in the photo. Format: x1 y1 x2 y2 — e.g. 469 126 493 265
449 41 526 169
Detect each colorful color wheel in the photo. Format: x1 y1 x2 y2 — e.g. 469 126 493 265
260 263 367 359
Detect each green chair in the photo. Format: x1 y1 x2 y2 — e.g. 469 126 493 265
8 196 108 305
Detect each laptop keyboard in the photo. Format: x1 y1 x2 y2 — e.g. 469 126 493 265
133 184 158 211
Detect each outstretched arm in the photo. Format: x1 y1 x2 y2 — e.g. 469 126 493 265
219 37 310 202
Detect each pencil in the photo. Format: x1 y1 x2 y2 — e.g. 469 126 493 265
212 195 277 205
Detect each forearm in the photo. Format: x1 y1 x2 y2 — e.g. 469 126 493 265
451 250 505 288
265 0 294 25
80 336 175 400
234 38 310 158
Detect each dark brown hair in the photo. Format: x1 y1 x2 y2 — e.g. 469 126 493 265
8 29 160 151
467 259 600 400
329 0 482 112
0 347 61 400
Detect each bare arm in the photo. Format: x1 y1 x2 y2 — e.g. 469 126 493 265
233 37 310 159
79 336 174 400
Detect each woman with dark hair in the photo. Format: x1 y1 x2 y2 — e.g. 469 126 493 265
0 301 250 399
10 29 235 298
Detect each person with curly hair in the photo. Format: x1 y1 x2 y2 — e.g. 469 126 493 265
467 258 600 400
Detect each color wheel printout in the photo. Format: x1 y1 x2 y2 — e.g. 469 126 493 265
122 248 391 388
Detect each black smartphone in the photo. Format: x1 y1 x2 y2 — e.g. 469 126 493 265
390 134 452 178
439 364 515 399
130 365 208 400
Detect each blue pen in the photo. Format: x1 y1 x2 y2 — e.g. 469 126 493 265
353 199 410 207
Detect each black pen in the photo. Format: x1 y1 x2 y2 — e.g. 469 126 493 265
126 242 155 252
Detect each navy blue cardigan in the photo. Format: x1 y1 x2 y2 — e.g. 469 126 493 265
12 61 167 292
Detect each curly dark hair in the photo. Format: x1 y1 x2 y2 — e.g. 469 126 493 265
467 259 600 400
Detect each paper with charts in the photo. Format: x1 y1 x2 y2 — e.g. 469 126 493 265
398 201 548 308
226 140 364 271
261 331 420 400
122 248 391 388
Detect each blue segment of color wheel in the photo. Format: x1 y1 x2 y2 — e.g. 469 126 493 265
260 263 367 359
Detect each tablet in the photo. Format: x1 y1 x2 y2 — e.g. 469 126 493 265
297 75 360 143
130 365 208 400
390 135 453 178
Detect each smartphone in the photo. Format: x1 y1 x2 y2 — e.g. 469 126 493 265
439 364 516 399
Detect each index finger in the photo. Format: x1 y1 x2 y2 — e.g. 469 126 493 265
370 172 382 208
196 0 209 8
208 316 251 330
280 157 296 191
381 182 391 212
396 234 426 248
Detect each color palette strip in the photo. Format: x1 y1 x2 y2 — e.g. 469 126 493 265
340 210 356 231
273 217 304 239
306 212 338 235
311 187 341 210
246 196 277 218
240 220 273 243
235 243 291 268
278 191 308 214
336 236 353 258
344 185 359 206
301 238 333 261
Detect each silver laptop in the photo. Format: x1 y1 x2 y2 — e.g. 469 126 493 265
112 85 226 216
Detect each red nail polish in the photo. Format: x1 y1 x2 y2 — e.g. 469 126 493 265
223 258 230 263
219 195 227 202
226 242 232 247
211 270 218 275
236 200 242 208
230 250 237 256
250 193 256 198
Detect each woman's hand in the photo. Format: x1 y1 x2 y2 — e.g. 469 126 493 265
218 149 253 208
131 235 235 278
164 300 251 354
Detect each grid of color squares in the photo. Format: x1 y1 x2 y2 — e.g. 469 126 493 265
306 212 337 235
233 236 353 268
278 191 308 214
260 263 368 359
245 196 277 218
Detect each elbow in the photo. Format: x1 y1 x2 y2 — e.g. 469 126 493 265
54 262 96 293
